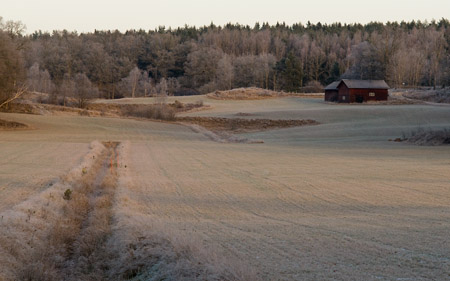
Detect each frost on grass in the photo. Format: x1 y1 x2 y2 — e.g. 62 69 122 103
405 128 450 146
107 142 259 281
0 140 258 281
0 141 106 280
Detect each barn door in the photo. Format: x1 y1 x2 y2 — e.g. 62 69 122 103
355 95 364 103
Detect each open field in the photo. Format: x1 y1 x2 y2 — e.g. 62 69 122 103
1 97 450 280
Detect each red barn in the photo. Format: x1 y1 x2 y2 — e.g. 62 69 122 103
336 79 389 103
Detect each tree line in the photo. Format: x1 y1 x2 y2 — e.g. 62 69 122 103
1 17 449 106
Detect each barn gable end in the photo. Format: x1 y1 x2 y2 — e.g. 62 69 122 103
324 81 340 102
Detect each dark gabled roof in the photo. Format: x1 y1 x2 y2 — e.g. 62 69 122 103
339 79 390 89
324 81 340 90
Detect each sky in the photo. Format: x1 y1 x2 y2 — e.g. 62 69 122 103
1 0 450 33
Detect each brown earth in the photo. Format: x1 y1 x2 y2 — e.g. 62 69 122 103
0 119 28 130
176 116 319 133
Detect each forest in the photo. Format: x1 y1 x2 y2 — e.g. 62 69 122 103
1 17 449 106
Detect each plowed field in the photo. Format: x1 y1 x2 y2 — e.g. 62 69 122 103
1 97 449 280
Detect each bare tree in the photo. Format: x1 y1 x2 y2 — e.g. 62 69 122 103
233 55 257 88
427 28 447 89
0 17 26 38
184 46 223 89
0 31 24 105
59 74 76 106
255 54 276 89
389 48 410 87
128 67 140 98
0 86 27 109
74 73 97 108
155 78 168 104
138 71 153 97
26 63 54 94
166 77 180 96
216 54 234 90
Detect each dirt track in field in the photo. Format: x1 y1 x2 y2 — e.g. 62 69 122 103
1 97 450 280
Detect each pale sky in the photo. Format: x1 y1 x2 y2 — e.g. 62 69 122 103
1 0 449 33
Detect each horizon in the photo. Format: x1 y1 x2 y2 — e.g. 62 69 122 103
12 18 450 35
2 0 450 34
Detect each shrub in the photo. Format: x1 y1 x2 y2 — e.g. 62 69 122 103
63 189 72 200
406 127 450 145
300 80 324 93
173 100 184 109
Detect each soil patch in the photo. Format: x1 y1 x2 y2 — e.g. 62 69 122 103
0 119 28 130
177 116 319 133
235 112 255 116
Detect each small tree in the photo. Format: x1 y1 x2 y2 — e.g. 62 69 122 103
74 73 97 108
216 54 234 90
166 77 180 96
26 63 54 94
155 78 168 104
128 67 140 98
59 74 75 106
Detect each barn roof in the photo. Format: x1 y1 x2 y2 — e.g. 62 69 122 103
339 79 389 89
324 81 340 90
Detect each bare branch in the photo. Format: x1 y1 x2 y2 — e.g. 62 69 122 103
0 86 27 109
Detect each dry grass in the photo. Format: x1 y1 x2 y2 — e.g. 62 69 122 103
0 102 118 117
403 88 450 103
17 143 115 281
87 101 204 121
2 99 203 121
0 141 108 280
207 87 323 100
404 127 450 146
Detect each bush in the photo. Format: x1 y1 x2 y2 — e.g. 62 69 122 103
173 100 184 109
63 189 72 200
406 127 450 145
299 81 324 93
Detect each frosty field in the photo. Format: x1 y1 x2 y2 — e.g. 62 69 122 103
1 97 449 280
